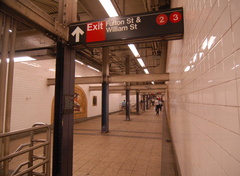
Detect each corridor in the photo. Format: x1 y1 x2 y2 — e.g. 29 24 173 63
1 0 240 175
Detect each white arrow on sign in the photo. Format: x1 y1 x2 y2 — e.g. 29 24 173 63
71 27 84 42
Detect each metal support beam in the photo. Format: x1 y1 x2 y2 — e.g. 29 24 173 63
15 30 55 51
137 89 166 93
47 73 169 85
143 95 146 111
0 0 67 40
101 47 109 133
52 0 77 174
4 19 17 175
136 91 140 115
0 15 11 166
89 84 167 91
110 73 169 83
52 42 75 176
125 56 130 121
146 95 148 109
105 89 166 94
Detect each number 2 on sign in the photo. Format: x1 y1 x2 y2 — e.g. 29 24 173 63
156 14 168 25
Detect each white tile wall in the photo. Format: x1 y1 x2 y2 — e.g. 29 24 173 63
167 0 240 175
12 60 56 131
11 59 122 131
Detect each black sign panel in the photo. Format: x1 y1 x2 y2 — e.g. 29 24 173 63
69 7 183 46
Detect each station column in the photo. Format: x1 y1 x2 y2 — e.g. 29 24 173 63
52 0 77 175
125 56 130 121
53 42 75 176
136 91 140 114
101 47 109 133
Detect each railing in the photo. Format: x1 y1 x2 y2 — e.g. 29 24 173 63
0 123 51 176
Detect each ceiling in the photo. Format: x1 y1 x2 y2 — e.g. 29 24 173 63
1 0 172 87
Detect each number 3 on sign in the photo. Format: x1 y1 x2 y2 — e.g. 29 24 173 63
170 12 182 23
156 14 168 25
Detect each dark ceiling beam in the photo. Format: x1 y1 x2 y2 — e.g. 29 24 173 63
89 84 167 91
15 30 55 50
78 0 97 20
75 51 102 71
15 48 55 60
109 73 169 83
0 0 67 40
136 89 166 93
110 89 166 94
47 73 169 86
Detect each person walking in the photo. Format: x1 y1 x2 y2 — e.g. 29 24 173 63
121 100 126 110
159 99 163 111
155 98 160 115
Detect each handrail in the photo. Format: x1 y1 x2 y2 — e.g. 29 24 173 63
0 141 50 162
0 125 49 138
0 123 51 176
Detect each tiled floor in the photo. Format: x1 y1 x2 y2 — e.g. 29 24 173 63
4 107 178 176
72 107 177 176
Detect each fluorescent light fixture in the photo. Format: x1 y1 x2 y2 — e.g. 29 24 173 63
15 56 36 62
75 60 84 65
87 65 100 72
49 68 55 72
144 68 149 74
7 56 36 63
208 36 216 49
75 75 82 77
99 0 118 17
184 65 190 72
202 38 208 50
193 54 197 62
128 44 140 57
137 58 146 67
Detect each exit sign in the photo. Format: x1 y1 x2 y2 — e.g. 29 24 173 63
69 7 184 47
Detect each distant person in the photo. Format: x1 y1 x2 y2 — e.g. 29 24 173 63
151 98 155 106
155 99 160 115
159 99 163 111
122 100 126 109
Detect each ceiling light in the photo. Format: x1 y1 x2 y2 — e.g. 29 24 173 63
137 58 145 67
99 0 118 17
15 56 36 62
202 38 208 50
184 66 190 72
193 54 197 62
87 65 100 72
208 36 216 49
128 44 140 57
151 81 155 85
49 68 55 72
75 60 84 65
144 68 149 74
7 56 36 63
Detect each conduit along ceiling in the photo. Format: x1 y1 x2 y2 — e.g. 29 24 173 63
0 0 175 93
